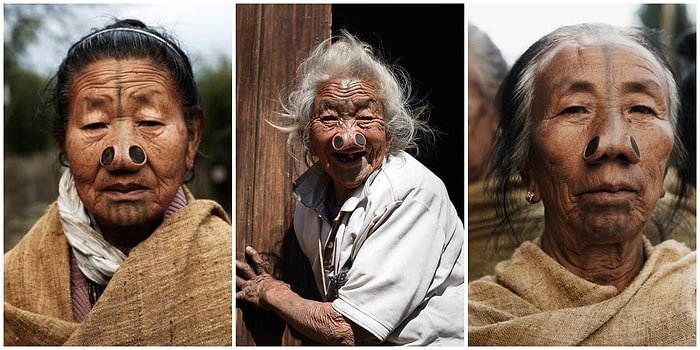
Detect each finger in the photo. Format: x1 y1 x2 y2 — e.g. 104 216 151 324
245 246 269 275
235 275 248 290
235 259 256 279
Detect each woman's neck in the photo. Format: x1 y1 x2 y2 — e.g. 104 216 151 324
98 220 159 255
541 229 646 291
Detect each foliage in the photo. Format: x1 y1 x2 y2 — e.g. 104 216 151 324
4 4 105 155
4 67 52 155
195 55 233 213
4 5 55 155
637 4 695 74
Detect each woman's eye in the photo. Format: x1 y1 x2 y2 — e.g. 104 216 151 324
630 105 655 115
139 120 163 127
83 122 106 130
561 106 587 115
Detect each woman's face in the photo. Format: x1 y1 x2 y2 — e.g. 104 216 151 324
527 36 674 242
310 78 392 200
64 58 200 234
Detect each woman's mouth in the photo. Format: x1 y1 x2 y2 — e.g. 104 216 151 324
579 183 639 204
102 183 149 200
333 151 366 163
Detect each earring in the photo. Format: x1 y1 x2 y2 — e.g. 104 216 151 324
526 191 535 204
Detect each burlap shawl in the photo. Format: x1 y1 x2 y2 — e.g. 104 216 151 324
468 180 544 281
468 237 696 345
4 194 232 345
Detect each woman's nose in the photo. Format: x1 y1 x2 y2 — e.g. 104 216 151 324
583 115 641 164
332 132 366 150
100 144 147 170
331 121 366 150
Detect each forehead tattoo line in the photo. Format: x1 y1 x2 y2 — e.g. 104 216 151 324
602 45 616 133
115 62 124 119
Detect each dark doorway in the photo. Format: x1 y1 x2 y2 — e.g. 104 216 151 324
332 4 465 220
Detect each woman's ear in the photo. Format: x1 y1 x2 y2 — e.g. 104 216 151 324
384 133 394 153
185 107 204 170
520 166 541 203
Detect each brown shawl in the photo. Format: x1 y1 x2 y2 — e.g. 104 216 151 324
4 195 232 345
468 237 696 345
468 180 544 281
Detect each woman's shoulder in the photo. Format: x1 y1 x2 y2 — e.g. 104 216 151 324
146 197 231 260
372 152 449 198
5 202 65 261
650 238 695 262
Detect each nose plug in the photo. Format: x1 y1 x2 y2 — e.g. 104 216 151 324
100 145 147 166
332 133 366 150
583 136 641 159
584 136 600 158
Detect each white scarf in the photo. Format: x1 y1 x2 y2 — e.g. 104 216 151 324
57 168 126 285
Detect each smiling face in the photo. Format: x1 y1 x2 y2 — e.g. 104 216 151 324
526 35 674 244
64 58 200 242
310 78 392 202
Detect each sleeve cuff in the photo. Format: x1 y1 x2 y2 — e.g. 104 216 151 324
332 297 391 341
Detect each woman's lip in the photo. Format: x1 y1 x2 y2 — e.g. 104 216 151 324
583 189 636 196
580 181 640 194
103 183 148 192
101 184 150 200
578 184 639 203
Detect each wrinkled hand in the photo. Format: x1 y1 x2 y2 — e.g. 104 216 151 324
236 246 291 310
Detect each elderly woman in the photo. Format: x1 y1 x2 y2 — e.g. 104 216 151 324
236 31 464 345
4 19 232 345
467 24 695 283
468 23 696 345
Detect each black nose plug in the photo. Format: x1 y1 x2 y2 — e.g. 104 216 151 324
584 136 599 158
129 145 146 164
101 146 115 166
630 136 641 159
100 145 147 166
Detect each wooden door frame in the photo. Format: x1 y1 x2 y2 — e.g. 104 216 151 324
235 3 331 345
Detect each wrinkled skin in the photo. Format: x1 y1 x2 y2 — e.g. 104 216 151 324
236 246 377 345
64 58 202 254
310 77 392 203
524 35 674 290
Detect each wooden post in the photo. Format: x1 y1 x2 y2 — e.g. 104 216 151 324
235 3 331 345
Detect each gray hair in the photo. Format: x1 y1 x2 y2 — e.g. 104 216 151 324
468 23 508 113
272 30 432 165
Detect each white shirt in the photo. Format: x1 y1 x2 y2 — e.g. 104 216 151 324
293 151 464 345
